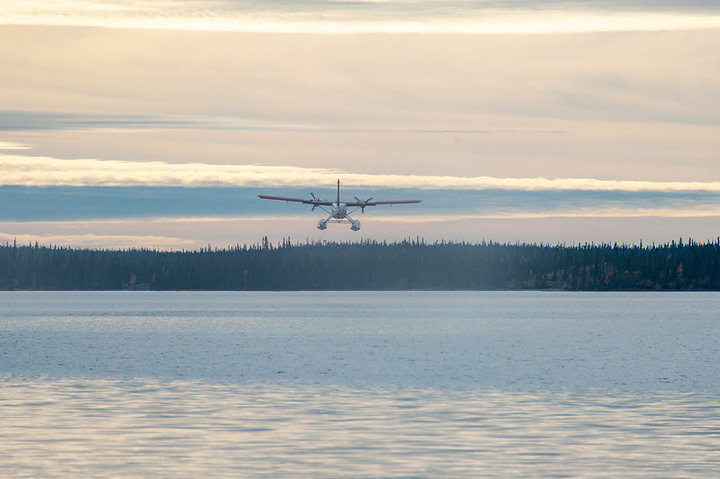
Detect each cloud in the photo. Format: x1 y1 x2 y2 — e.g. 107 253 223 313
3 1 720 34
0 110 505 134
0 154 337 188
0 231 196 250
0 141 31 150
3 152 720 193
0 110 333 132
3 214 720 251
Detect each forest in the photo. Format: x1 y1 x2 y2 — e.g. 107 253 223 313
1 237 719 291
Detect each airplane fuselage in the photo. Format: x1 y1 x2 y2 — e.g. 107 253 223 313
332 203 347 219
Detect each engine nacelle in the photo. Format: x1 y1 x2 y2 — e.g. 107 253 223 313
317 218 328 230
350 219 361 231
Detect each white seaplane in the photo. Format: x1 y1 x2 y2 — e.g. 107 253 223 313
258 180 421 231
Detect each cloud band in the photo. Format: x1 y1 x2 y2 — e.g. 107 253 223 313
3 153 720 193
4 1 720 34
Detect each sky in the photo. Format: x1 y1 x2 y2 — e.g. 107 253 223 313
2 1 720 249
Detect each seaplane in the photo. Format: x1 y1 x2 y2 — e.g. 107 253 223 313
258 180 421 231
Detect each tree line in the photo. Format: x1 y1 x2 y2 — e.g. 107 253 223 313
1 238 719 290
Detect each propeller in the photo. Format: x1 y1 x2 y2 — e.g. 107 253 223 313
354 196 373 213
311 192 326 211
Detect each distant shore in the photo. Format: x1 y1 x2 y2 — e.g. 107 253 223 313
2 238 718 291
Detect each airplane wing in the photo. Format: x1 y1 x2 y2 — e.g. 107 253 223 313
258 195 333 206
345 199 421 207
345 198 421 213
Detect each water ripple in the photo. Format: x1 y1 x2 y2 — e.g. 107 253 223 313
1 378 719 478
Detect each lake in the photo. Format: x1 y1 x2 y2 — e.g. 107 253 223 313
1 291 719 477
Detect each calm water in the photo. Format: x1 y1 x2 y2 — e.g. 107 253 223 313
1 291 719 477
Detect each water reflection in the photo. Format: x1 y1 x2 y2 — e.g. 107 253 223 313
2 378 719 477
